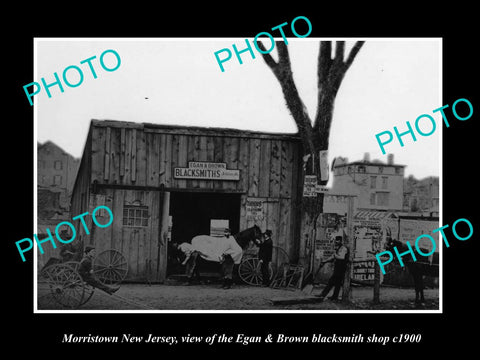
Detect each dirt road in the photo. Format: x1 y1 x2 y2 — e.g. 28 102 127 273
37 279 439 311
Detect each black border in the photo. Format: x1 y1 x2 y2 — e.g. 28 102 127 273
6 5 478 354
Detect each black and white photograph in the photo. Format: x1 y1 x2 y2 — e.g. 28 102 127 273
33 38 442 312
6 6 478 354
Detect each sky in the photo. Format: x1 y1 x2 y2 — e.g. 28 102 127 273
35 38 441 180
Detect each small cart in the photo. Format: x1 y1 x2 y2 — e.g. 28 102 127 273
40 249 128 309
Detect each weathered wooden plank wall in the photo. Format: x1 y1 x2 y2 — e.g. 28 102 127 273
91 123 300 196
89 188 164 282
74 120 302 280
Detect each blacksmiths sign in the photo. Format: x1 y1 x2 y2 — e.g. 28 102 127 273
174 162 240 180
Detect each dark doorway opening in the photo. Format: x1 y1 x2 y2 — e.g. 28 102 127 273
167 191 241 276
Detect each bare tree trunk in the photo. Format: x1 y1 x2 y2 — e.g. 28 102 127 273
258 40 364 275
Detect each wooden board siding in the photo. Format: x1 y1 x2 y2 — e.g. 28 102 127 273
90 188 165 282
72 120 303 281
90 122 300 196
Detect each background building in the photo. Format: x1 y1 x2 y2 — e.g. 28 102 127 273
403 175 439 216
37 141 80 211
329 152 405 212
320 153 439 287
37 141 80 270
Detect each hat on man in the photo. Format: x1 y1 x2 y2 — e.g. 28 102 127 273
84 245 95 253
265 229 272 237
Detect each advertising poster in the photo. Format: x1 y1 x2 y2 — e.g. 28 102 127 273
6 5 478 356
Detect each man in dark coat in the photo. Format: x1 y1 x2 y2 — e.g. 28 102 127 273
221 228 234 289
257 230 273 286
78 245 119 295
317 235 349 301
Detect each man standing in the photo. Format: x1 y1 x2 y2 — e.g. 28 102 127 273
316 236 349 301
220 228 235 289
257 230 273 286
78 245 119 295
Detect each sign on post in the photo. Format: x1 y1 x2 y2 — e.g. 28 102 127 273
303 175 317 197
319 150 329 182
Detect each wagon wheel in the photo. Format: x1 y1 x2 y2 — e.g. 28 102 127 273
93 249 128 286
238 246 290 286
238 257 264 286
63 261 95 305
43 264 85 309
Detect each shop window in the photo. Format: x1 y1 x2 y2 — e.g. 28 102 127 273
123 205 149 227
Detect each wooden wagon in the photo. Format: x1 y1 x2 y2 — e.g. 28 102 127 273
40 249 128 309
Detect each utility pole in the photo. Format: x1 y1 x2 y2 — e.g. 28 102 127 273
342 196 355 304
373 254 381 304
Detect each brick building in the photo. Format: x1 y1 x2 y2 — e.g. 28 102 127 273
328 153 405 212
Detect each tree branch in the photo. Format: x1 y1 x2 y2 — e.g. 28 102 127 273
318 42 332 88
258 41 315 153
334 41 345 63
345 41 365 70
259 40 365 155
276 41 290 67
256 41 278 70
313 41 365 138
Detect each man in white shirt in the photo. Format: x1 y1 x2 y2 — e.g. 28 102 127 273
317 236 349 301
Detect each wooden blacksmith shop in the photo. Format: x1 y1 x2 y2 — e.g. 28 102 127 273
70 119 303 283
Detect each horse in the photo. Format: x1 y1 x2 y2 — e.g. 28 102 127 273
180 225 263 288
385 237 437 307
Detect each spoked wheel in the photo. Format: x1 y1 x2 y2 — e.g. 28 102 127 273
238 246 290 286
238 257 273 286
93 249 128 286
43 264 85 309
63 261 95 305
238 257 263 286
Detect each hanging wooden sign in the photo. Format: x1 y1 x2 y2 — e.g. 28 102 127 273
174 161 240 180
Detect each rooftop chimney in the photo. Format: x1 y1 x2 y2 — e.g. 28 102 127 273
363 152 370 162
387 153 394 165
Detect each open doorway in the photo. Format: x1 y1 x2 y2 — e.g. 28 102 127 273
167 191 241 275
